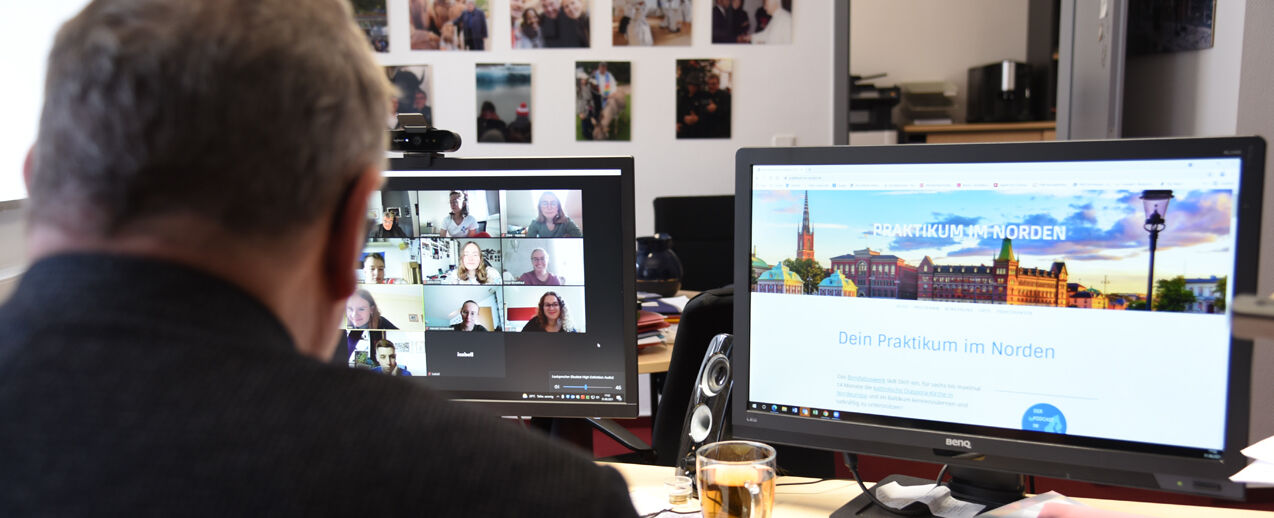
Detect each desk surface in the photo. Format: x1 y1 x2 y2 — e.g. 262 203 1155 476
637 290 698 375
603 462 1272 517
637 324 676 374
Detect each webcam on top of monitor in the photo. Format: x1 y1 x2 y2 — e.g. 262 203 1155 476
389 113 461 157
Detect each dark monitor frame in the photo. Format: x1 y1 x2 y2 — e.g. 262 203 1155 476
731 137 1265 500
384 154 638 418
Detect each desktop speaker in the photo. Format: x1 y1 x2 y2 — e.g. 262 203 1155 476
674 333 733 479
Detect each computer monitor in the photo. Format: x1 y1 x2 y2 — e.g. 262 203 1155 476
340 155 638 418
732 137 1265 508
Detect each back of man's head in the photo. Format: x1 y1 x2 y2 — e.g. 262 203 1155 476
31 0 393 239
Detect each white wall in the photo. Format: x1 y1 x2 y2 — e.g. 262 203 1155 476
0 206 26 301
1236 0 1274 447
849 0 1030 124
1117 0 1273 443
0 1 841 296
1121 0 1247 138
0 1 93 299
378 1 839 236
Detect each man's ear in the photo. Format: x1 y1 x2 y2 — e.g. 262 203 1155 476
23 145 35 191
324 166 383 300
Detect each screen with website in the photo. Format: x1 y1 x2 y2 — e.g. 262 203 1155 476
747 158 1241 456
339 163 635 416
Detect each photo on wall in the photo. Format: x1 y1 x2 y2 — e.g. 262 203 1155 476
675 59 733 139
510 0 591 48
613 0 693 47
409 0 490 51
386 66 432 126
475 64 532 143
575 61 631 141
711 0 791 44
350 0 389 52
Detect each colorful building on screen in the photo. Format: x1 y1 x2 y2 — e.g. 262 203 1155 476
828 248 918 299
755 263 804 294
796 191 815 260
817 271 858 297
917 238 1068 307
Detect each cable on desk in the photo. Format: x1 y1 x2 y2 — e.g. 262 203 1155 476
639 507 700 518
841 452 932 517
776 478 832 487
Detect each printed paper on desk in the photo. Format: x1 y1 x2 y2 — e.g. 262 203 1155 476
1242 434 1274 463
873 482 984 518
661 295 690 312
1230 460 1274 487
976 491 1086 518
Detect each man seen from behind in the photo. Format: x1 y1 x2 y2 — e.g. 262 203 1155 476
0 1 638 515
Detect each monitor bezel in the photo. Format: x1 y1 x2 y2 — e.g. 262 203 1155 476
731 137 1265 498
384 154 639 418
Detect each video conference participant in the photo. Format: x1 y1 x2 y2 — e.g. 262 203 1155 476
518 247 561 286
441 190 479 237
452 300 488 332
362 253 386 284
521 291 577 332
371 339 413 376
0 0 637 515
346 289 399 330
445 241 503 285
369 209 408 239
527 191 582 237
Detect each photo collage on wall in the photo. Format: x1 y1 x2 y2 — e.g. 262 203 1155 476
362 0 794 142
343 188 588 376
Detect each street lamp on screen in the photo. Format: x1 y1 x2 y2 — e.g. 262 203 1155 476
1140 190 1174 310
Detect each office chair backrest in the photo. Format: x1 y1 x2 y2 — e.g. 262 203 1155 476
652 286 734 466
652 195 734 291
653 286 836 477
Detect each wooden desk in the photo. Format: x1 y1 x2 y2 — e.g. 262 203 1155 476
605 462 1271 517
637 290 698 376
1233 314 1274 341
903 121 1056 144
637 324 677 374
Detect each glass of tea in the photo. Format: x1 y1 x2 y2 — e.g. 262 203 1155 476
695 440 777 518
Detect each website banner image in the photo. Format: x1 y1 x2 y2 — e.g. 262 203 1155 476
748 176 1239 451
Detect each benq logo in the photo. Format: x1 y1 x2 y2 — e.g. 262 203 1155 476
945 438 973 449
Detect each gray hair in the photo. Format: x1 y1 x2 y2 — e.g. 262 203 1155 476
31 0 395 237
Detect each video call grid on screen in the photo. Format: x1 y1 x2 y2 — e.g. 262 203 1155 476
745 156 1246 454
340 164 636 416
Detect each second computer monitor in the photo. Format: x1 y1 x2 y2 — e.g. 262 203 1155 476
342 156 637 418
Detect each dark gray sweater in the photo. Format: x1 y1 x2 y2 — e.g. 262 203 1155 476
0 254 637 517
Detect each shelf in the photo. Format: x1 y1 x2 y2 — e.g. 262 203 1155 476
902 121 1056 144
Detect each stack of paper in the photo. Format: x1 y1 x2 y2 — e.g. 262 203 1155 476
1230 435 1274 487
637 310 671 349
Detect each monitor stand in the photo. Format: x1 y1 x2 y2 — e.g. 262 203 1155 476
831 467 1025 518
